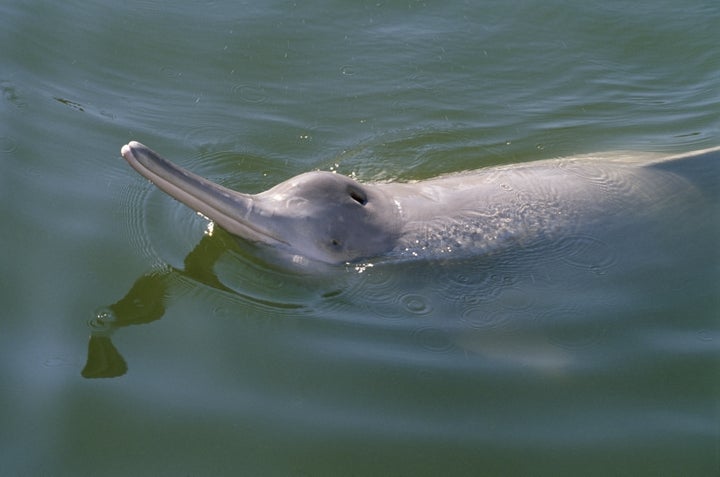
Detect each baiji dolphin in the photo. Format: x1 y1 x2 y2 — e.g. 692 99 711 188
120 141 719 268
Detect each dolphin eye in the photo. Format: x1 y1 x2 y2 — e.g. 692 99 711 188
331 239 341 247
348 187 367 206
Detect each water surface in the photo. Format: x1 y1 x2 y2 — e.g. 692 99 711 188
1 1 719 475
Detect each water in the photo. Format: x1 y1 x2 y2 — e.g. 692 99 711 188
2 1 719 475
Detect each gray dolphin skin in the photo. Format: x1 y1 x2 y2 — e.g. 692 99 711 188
121 141 718 266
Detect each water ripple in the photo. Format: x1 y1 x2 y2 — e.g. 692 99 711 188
117 182 158 262
231 83 268 103
555 234 617 274
437 261 510 305
398 293 433 316
0 135 18 154
412 326 455 353
357 267 413 320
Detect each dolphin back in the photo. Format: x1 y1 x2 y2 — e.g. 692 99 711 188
645 146 720 197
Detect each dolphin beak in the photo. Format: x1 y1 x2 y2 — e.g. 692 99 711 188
120 141 287 246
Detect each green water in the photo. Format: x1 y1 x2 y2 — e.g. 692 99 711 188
2 1 719 475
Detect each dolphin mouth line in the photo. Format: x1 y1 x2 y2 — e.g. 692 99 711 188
120 141 289 247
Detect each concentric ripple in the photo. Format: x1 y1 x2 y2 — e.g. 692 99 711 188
555 233 618 274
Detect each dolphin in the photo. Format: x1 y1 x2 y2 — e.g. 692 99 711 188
120 141 718 267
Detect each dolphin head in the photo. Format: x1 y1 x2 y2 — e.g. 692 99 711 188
121 142 400 265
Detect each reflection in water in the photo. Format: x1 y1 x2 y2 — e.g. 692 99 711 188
82 232 232 378
82 336 127 379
